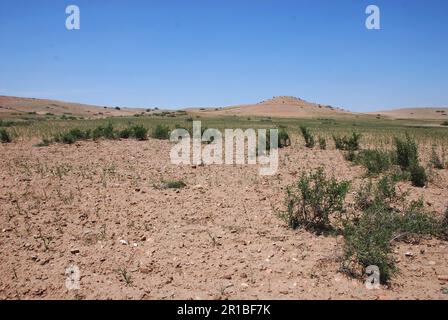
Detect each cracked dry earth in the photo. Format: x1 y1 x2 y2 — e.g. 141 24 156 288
0 138 447 300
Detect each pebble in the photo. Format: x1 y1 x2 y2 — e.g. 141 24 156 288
70 248 80 254
119 239 129 245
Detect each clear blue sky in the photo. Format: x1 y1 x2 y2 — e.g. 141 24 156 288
0 0 447 111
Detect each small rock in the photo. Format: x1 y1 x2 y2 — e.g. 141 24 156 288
119 239 129 245
70 248 80 254
437 275 448 282
404 252 414 257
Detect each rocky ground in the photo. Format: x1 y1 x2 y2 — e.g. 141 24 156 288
0 138 447 299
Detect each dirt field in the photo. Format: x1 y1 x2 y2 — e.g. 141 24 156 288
1 136 447 300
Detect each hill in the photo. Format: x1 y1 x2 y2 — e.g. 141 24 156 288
0 95 145 119
186 96 353 118
368 107 448 120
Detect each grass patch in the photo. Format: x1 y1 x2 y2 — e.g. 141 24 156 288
430 146 445 169
163 180 186 189
0 128 12 143
318 137 327 150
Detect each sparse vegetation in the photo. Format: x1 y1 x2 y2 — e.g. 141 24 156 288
430 146 444 169
343 178 441 282
318 137 326 150
394 134 427 187
355 149 391 176
277 128 291 148
36 122 150 145
117 267 132 286
394 134 419 170
409 164 427 187
333 132 361 151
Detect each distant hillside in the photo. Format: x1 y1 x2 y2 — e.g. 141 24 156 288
368 107 448 120
187 96 353 118
0 95 146 119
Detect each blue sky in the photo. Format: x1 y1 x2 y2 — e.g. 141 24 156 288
0 0 447 111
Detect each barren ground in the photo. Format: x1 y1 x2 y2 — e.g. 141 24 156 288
1 138 447 300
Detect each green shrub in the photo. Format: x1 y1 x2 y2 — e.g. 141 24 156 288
333 135 345 150
344 150 356 162
354 176 399 211
282 168 350 231
0 128 12 143
443 207 448 238
344 192 439 282
394 134 418 169
118 127 132 139
430 147 444 169
300 126 315 148
152 124 170 140
258 129 290 152
343 203 397 282
318 137 326 150
93 122 116 140
55 128 90 144
333 132 361 151
163 180 186 189
356 149 391 175
409 164 427 187
131 125 148 140
344 132 361 151
278 128 291 148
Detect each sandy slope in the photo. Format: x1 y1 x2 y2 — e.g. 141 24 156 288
368 108 448 120
1 95 447 121
187 96 352 118
0 96 144 118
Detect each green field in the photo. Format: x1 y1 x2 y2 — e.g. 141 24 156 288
2 113 448 149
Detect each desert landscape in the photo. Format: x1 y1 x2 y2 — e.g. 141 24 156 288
1 95 447 300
